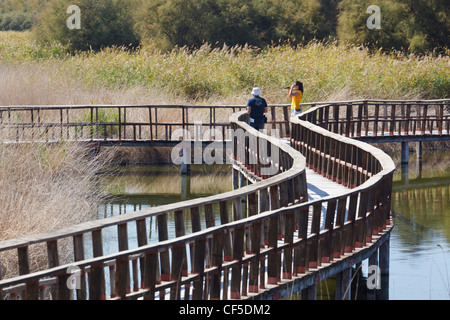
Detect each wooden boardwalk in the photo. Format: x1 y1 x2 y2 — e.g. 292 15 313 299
153 166 351 300
306 168 350 201
0 99 447 301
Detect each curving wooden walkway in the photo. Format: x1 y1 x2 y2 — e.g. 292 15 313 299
0 99 448 300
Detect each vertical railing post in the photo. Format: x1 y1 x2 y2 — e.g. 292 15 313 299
171 209 187 300
73 234 87 300
115 223 130 299
230 226 245 299
156 214 169 288
210 230 224 300
90 229 106 300
118 107 122 141
18 246 39 300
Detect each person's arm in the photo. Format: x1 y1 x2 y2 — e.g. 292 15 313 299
289 86 300 99
247 106 251 115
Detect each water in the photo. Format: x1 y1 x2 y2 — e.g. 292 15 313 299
389 149 450 300
97 150 450 300
94 164 233 255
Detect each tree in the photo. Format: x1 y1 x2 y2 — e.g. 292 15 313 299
337 0 449 53
135 0 222 50
400 0 449 53
33 0 140 52
136 0 328 50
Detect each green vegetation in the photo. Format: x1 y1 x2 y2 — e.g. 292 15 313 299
338 0 449 54
0 0 49 31
1 32 448 103
33 0 139 51
1 0 448 54
74 108 121 138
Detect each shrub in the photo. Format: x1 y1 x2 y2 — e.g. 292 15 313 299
0 11 33 31
33 0 140 52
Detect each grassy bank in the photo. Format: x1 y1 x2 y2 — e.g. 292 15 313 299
1 31 448 105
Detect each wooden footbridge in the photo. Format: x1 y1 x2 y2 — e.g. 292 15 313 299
0 99 448 300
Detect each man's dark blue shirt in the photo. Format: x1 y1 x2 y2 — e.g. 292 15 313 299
247 96 267 119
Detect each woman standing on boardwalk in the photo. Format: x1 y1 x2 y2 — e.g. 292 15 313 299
289 81 303 117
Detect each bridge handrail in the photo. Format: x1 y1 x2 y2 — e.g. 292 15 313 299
0 105 310 299
298 99 449 139
0 120 307 252
0 100 399 300
0 104 293 143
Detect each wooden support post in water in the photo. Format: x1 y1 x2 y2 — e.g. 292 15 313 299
335 267 352 300
181 148 191 176
301 284 317 300
401 141 409 165
416 141 423 178
379 236 390 300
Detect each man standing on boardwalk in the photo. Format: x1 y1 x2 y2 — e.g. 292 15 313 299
247 87 268 131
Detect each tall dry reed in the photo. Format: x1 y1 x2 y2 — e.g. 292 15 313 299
2 32 448 107
0 128 117 278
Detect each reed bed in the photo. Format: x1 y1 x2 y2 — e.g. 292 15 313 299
1 31 448 106
0 128 118 278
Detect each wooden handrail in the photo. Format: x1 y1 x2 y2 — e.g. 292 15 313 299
2 100 446 300
0 104 292 143
0 105 308 300
299 99 449 138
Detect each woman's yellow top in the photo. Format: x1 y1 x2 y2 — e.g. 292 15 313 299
291 90 302 110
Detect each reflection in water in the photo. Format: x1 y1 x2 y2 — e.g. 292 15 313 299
98 164 232 218
389 149 450 300
94 164 233 253
100 164 232 199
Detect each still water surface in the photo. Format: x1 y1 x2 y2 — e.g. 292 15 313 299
97 150 450 300
389 150 450 300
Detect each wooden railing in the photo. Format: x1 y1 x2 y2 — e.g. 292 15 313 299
299 99 449 138
0 108 308 300
0 104 291 143
0 100 414 300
